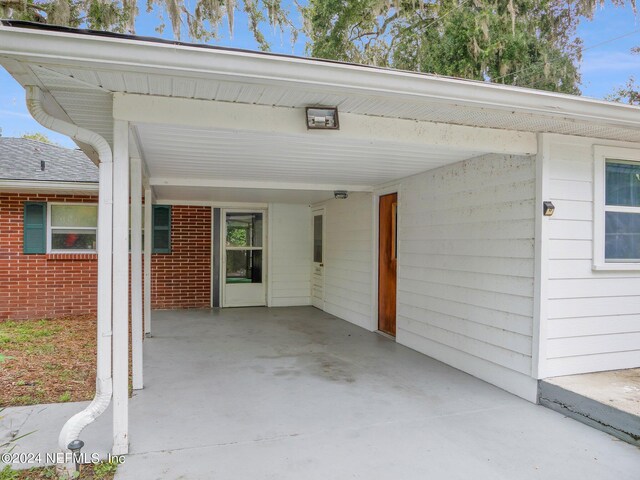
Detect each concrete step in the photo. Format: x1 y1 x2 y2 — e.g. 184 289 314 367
539 369 640 447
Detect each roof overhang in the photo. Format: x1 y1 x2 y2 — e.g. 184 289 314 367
0 21 639 203
0 179 98 194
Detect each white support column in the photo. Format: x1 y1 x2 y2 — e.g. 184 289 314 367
143 187 153 337
130 157 143 390
112 119 130 455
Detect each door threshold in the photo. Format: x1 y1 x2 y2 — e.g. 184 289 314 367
375 330 396 341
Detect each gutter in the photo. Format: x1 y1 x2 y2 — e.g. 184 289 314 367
0 179 98 193
25 86 114 455
1 24 640 132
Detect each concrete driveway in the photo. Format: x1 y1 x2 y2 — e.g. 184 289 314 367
3 307 639 479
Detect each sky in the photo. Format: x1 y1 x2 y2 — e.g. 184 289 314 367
0 0 638 148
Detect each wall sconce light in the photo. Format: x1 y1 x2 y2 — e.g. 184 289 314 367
334 190 348 200
306 107 339 130
543 201 555 217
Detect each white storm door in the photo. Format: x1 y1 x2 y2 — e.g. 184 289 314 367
222 210 266 307
311 208 325 309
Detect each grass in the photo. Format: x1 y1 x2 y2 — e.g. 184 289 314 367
0 459 119 480
0 316 97 407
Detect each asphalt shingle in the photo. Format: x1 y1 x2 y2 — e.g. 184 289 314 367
0 137 98 183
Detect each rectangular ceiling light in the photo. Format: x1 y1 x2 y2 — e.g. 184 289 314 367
306 107 339 130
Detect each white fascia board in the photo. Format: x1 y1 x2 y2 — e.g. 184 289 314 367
0 179 98 193
115 93 537 156
149 177 373 192
1 26 640 130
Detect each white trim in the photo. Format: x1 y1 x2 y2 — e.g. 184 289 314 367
150 176 373 193
371 184 401 334
46 202 98 254
117 94 537 157
153 199 269 208
130 157 143 391
0 179 98 193
593 145 640 271
266 204 273 308
532 133 550 380
214 207 220 308
143 187 153 335
111 118 129 455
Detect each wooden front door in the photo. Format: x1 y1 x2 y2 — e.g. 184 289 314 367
378 193 397 336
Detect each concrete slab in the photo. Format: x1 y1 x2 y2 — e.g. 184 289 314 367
540 369 640 446
2 307 640 479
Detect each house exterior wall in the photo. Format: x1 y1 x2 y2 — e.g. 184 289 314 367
319 192 374 330
541 134 640 378
151 205 211 309
0 193 99 320
268 203 312 307
0 193 211 319
395 153 538 401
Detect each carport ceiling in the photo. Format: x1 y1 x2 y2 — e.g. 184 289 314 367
136 122 482 189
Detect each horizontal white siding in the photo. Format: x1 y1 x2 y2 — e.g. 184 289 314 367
396 153 538 401
320 192 373 330
544 135 640 377
269 203 312 307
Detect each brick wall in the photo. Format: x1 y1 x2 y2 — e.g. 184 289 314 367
0 193 211 320
0 193 99 320
151 205 211 309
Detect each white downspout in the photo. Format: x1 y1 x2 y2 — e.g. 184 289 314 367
25 86 114 453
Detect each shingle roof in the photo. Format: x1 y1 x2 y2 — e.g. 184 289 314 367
0 137 98 183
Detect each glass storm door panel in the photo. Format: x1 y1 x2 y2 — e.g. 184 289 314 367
311 208 325 309
222 211 266 307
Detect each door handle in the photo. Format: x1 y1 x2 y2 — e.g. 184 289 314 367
319 263 324 267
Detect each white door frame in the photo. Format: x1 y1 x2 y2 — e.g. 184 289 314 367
311 206 326 310
221 208 268 307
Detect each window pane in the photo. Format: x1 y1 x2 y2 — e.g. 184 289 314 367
51 205 97 227
226 250 262 283
226 213 263 247
52 230 96 250
153 230 170 252
605 212 640 261
606 162 640 207
313 215 323 263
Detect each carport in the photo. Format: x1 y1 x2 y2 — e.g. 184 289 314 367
2 20 640 462
4 307 640 479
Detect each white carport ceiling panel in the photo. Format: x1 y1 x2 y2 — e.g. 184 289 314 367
32 64 640 143
136 123 481 186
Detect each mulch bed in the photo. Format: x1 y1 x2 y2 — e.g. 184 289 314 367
0 316 97 407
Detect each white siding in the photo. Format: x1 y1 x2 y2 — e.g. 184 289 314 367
319 192 373 330
543 135 640 377
396 153 538 401
269 203 312 307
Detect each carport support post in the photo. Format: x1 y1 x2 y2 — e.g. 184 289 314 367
112 119 130 455
131 157 143 390
143 187 153 336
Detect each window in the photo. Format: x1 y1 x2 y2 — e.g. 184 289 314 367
152 205 171 254
48 204 98 252
593 146 640 270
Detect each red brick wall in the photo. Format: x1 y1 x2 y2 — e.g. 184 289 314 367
151 205 211 309
0 193 99 320
0 193 211 320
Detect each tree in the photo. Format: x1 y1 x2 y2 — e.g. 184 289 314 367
303 0 635 94
0 0 298 51
21 132 55 144
607 47 639 105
